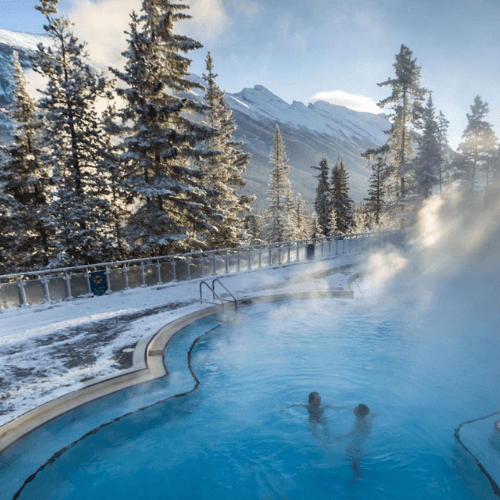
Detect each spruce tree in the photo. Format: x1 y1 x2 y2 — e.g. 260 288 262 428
310 212 323 239
0 51 49 273
311 157 330 235
295 193 309 240
110 3 220 256
32 0 117 267
436 110 450 195
326 205 338 236
330 159 354 234
265 125 293 243
362 151 386 226
377 45 427 199
413 94 440 199
457 96 497 192
197 52 253 249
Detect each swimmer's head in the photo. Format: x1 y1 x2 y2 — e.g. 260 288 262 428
354 404 370 417
309 392 321 404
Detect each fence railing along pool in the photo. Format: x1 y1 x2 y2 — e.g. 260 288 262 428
0 230 404 312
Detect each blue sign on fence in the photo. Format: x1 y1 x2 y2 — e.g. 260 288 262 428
90 271 108 296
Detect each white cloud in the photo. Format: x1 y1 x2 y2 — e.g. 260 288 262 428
178 0 231 42
67 0 230 71
307 90 383 114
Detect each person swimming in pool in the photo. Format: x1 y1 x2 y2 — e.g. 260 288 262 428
280 392 351 443
336 403 377 480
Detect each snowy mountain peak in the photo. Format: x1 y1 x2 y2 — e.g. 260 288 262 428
0 28 49 52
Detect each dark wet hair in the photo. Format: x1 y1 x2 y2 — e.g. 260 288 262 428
309 392 321 403
354 404 370 417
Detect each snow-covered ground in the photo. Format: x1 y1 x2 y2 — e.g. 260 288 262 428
0 255 358 428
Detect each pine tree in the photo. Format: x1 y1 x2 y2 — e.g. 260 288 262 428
326 205 338 236
413 94 440 199
436 110 450 195
377 45 427 199
362 151 386 227
330 159 354 234
284 190 297 241
100 105 132 261
243 213 265 244
0 51 49 273
310 212 323 239
197 52 253 249
110 2 219 257
457 96 497 193
265 125 294 243
295 193 309 240
351 206 371 233
311 157 330 234
32 0 117 267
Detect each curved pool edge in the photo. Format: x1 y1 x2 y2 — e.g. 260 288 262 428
0 287 358 456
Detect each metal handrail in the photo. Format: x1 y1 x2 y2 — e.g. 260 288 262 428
212 279 237 310
199 281 225 307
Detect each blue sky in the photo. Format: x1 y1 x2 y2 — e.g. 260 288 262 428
2 0 500 149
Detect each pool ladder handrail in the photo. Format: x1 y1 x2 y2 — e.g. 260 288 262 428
199 279 237 310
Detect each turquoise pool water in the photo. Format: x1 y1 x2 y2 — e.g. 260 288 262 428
2 295 499 500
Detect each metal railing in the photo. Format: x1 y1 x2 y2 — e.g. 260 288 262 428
0 230 405 312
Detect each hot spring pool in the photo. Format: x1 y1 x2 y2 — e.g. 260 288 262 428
2 294 499 500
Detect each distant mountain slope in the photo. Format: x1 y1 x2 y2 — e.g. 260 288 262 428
0 27 389 207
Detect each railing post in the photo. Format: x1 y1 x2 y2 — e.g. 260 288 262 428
225 251 229 274
64 272 72 300
212 254 217 275
200 256 205 278
171 260 177 282
287 244 291 263
278 245 282 265
156 261 163 285
187 257 191 280
140 262 147 287
0 284 3 313
17 277 27 308
247 248 251 270
258 247 262 268
85 270 92 296
41 274 51 303
123 266 130 290
237 249 241 272
105 266 112 294
296 242 300 261
268 246 272 266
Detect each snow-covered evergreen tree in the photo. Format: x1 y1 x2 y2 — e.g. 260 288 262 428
310 212 323 239
351 206 371 234
285 190 297 241
457 95 497 193
311 157 330 235
110 2 219 257
330 159 354 234
265 125 294 243
362 150 386 227
0 51 49 273
197 52 253 249
326 205 338 236
295 193 309 240
243 213 265 244
100 105 132 261
413 94 440 199
32 0 117 267
436 110 450 195
377 45 427 199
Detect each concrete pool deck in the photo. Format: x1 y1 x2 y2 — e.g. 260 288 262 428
0 256 360 454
